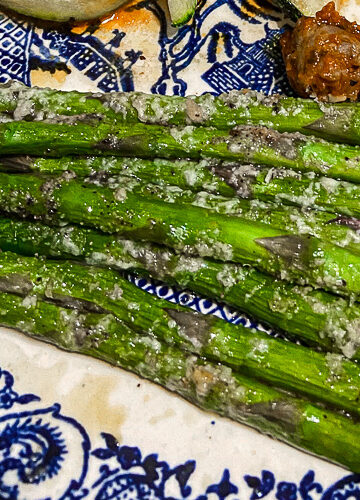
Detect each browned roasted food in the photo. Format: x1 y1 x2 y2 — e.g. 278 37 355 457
281 1 360 101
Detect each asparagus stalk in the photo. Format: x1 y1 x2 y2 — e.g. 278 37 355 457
0 156 235 197
2 291 360 472
240 167 360 220
0 120 241 157
4 155 360 257
2 120 360 179
0 171 360 297
1 216 360 358
2 83 360 144
2 249 360 416
216 127 360 184
79 171 360 258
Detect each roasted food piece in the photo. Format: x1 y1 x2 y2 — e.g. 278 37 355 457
281 1 360 101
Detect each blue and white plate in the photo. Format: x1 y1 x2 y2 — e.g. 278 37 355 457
0 1 358 498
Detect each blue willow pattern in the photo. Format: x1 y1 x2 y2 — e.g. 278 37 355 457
0 0 291 94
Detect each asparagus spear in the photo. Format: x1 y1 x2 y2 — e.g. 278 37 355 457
2 120 360 179
78 171 360 257
238 167 360 220
4 155 360 257
1 216 360 358
2 291 360 472
0 120 237 157
0 156 235 197
0 171 359 297
216 127 360 184
3 249 360 416
2 83 360 144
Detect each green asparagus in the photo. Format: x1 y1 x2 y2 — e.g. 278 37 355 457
0 155 235 197
2 290 360 472
239 167 360 219
78 171 360 258
4 83 360 471
2 83 360 144
1 171 360 297
1 216 360 358
2 249 360 416
4 155 360 257
2 121 360 179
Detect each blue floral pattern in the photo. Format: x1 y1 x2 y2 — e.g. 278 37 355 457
0 366 360 499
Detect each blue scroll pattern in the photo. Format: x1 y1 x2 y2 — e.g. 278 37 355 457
0 365 360 499
127 274 275 335
0 369 90 499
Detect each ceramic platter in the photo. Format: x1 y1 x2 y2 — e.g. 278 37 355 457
0 1 358 498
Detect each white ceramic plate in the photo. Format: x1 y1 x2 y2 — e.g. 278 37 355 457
0 1 357 497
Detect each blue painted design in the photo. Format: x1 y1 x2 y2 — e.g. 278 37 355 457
0 368 39 410
205 469 238 500
0 16 31 85
276 482 297 500
0 0 291 95
91 432 196 499
128 274 284 339
31 27 141 92
144 0 292 96
0 367 90 499
1 365 360 498
299 471 322 500
244 470 275 499
0 406 90 499
0 11 141 91
321 474 360 500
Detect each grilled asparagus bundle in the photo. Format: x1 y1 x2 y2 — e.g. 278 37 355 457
1 216 360 358
2 170 360 298
3 248 360 417
3 85 360 471
4 289 360 472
